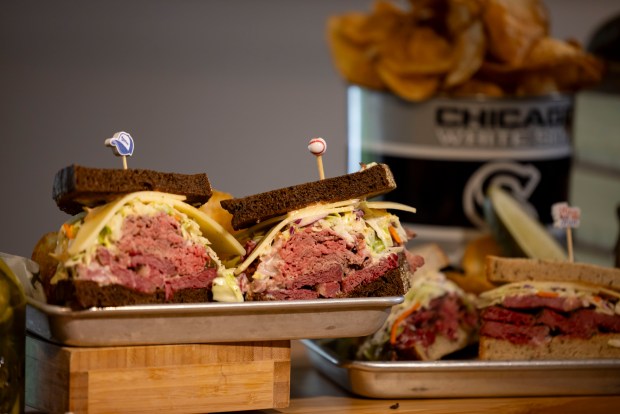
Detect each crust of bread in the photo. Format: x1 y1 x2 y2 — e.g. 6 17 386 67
479 334 620 360
485 255 620 291
53 164 213 215
220 163 397 230
407 243 450 273
347 253 411 298
53 280 212 310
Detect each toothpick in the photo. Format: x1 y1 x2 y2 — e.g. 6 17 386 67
105 131 135 170
308 137 327 180
551 202 580 263
566 228 574 262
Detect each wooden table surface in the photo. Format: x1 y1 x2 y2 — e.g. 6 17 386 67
227 340 620 414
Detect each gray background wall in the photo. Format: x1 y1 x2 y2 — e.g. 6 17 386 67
2 0 619 259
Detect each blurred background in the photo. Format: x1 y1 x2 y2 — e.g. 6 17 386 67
1 0 619 263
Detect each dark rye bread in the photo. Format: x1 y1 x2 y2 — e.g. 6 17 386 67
53 279 213 310
53 164 213 215
221 163 397 230
345 252 411 298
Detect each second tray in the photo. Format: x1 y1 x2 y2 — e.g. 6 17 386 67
302 339 620 398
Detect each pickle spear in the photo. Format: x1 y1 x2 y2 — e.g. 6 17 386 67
483 185 567 261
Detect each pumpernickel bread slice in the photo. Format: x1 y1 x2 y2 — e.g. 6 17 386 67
53 164 213 215
221 163 397 230
53 279 214 309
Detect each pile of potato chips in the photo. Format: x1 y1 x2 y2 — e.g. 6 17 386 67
327 0 605 101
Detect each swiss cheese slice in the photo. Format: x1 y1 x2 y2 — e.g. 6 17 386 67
68 191 245 257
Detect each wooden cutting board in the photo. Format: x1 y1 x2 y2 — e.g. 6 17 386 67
26 335 290 414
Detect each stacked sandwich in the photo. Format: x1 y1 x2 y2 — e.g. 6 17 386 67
220 162 422 300
34 165 246 309
33 162 420 309
478 256 620 360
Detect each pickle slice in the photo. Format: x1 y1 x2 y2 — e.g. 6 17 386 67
483 185 567 260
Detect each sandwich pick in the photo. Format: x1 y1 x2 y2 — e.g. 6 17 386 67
105 131 135 170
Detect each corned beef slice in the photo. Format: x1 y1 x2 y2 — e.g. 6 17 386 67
480 306 536 326
262 227 399 298
481 300 620 345
480 320 550 345
341 254 399 294
394 294 478 356
77 213 215 300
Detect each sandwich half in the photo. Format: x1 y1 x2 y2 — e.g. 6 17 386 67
478 256 620 360
39 166 246 309
220 163 422 300
356 247 479 361
49 191 246 309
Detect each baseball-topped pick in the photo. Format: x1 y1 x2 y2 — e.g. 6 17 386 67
552 201 581 263
105 131 135 169
308 137 327 180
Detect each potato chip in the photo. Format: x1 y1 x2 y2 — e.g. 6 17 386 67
31 231 59 299
376 26 454 75
199 190 239 236
332 13 370 47
482 0 548 65
339 1 405 47
525 37 584 69
376 62 440 101
444 19 485 87
514 72 559 96
445 234 501 294
485 37 605 94
445 0 483 34
31 231 59 281
327 16 385 89
364 0 410 41
326 0 604 100
449 78 505 97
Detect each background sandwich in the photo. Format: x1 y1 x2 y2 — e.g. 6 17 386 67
357 243 479 361
220 163 422 300
478 256 620 360
32 166 245 309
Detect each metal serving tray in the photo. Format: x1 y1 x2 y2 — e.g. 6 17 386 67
302 339 620 398
26 296 403 347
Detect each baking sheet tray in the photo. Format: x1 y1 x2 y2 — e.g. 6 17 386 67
302 339 620 398
26 296 403 347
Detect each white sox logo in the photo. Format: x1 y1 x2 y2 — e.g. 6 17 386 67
463 161 541 229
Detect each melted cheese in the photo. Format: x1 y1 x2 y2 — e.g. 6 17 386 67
68 191 245 257
365 201 417 215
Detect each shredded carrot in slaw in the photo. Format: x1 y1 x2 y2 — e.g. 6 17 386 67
389 302 420 345
388 225 402 245
536 290 559 298
62 223 76 239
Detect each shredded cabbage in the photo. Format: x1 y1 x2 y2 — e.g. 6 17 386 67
212 269 244 302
